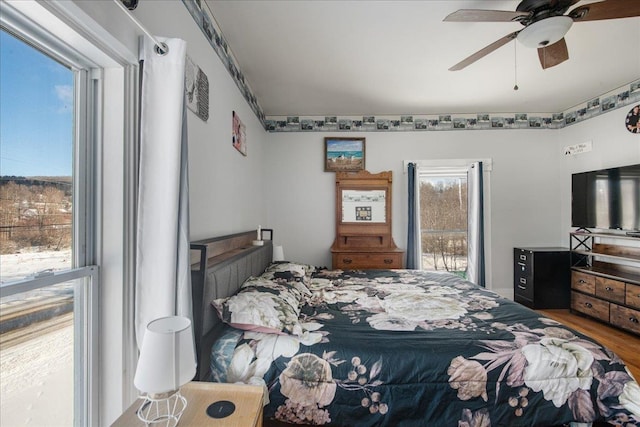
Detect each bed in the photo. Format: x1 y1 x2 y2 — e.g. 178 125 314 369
190 232 640 426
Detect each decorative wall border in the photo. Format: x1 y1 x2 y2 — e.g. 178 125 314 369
182 0 639 133
264 82 639 132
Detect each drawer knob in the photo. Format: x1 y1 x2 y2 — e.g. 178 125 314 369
630 317 639 324
384 259 393 264
519 255 526 261
585 302 593 308
343 258 352 264
519 278 526 284
605 286 613 292
518 285 526 290
578 279 586 284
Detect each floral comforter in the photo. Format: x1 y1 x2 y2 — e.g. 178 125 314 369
210 268 640 426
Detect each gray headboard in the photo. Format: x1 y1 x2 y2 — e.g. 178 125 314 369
190 230 273 381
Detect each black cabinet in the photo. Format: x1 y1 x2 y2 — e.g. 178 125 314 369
514 247 570 309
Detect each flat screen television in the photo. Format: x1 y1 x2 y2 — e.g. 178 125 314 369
571 163 640 232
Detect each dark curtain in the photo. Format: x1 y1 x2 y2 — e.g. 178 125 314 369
406 163 420 269
467 162 485 287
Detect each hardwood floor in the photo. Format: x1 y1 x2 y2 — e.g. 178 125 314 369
538 309 640 381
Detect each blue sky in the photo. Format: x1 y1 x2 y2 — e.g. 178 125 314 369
1 30 73 177
326 139 363 153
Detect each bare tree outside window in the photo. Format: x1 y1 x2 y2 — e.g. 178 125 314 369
420 176 468 277
1 178 72 256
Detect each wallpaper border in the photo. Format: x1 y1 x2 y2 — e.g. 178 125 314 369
182 0 639 133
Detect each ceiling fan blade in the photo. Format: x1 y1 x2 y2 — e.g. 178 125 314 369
545 0 582 13
538 38 569 69
449 32 519 71
569 0 640 21
444 9 530 22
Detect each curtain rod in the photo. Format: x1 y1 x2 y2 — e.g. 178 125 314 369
112 0 168 55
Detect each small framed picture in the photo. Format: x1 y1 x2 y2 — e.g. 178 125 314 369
185 56 209 122
626 104 640 134
355 206 372 221
232 111 246 156
324 137 365 172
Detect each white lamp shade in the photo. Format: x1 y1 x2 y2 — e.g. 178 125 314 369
134 316 196 395
517 16 573 48
273 245 285 262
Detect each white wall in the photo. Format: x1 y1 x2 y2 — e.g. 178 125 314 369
264 129 567 297
264 110 639 298
75 0 268 240
131 2 269 240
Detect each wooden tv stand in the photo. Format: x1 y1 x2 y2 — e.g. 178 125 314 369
570 231 640 335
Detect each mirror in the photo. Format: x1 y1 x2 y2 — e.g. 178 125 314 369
341 189 387 223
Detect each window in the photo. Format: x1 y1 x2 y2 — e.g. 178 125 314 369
408 159 491 285
0 29 74 282
0 21 98 427
419 171 468 276
1 2 141 424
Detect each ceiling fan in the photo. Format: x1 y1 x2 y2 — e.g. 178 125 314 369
445 0 640 71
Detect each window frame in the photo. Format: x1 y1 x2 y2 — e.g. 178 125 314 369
0 23 99 427
0 4 110 425
2 2 142 424
405 159 493 287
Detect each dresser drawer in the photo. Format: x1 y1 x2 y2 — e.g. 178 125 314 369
610 304 640 335
595 277 626 304
571 291 609 322
514 249 532 266
514 275 534 300
571 271 596 294
514 261 530 276
333 252 402 269
626 283 640 310
513 251 532 283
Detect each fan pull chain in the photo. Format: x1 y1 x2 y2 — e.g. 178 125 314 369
513 40 519 91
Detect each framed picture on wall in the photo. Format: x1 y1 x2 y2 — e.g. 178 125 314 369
626 104 640 133
324 137 365 172
232 111 247 156
185 56 209 122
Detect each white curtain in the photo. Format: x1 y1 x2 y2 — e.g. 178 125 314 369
135 37 192 349
467 162 485 287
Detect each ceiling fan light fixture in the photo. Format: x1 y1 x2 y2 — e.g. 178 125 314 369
517 16 573 48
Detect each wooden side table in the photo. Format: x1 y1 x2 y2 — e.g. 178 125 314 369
111 382 264 427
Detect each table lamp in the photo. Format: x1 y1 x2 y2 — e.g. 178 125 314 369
134 316 196 426
273 245 285 262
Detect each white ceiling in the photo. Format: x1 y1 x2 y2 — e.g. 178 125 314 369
205 0 640 117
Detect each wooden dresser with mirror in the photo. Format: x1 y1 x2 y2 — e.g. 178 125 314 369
331 170 404 269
